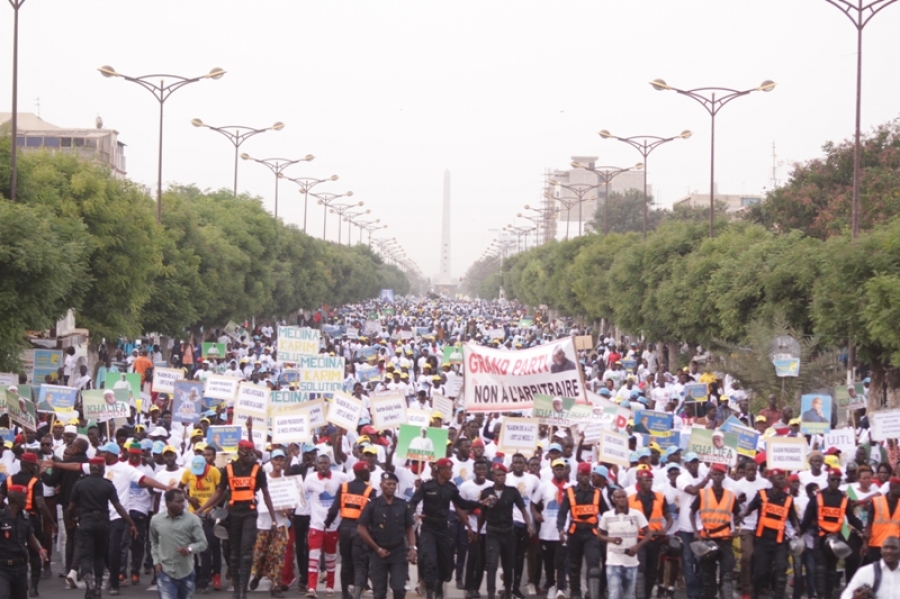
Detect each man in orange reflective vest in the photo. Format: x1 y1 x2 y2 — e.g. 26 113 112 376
324 462 374 599
864 476 900 565
0 452 55 598
199 440 276 599
556 462 606 599
742 469 799 599
690 463 741 599
799 468 864 599
627 470 671 599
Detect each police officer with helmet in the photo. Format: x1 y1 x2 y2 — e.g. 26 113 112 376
325 462 374 599
357 472 416 599
198 439 277 599
0 485 47 599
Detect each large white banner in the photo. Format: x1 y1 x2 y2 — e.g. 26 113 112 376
463 338 586 412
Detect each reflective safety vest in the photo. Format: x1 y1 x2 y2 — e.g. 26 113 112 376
339 483 374 520
754 490 792 543
816 493 848 536
24 478 38 514
869 495 900 548
628 491 666 539
226 463 260 508
698 487 735 538
566 487 601 534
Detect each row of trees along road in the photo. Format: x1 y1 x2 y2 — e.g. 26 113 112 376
462 119 900 412
0 136 412 372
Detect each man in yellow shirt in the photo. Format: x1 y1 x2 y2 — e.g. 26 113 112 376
181 452 222 593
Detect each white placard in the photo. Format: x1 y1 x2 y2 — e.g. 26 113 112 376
326 392 363 431
823 427 856 456
258 476 300 512
598 430 630 466
765 437 810 471
0 373 18 387
498 417 539 456
345 327 359 339
406 408 431 428
582 420 605 444
235 382 269 418
431 393 453 422
370 394 407 430
295 398 327 430
272 412 310 444
444 372 464 398
871 409 900 441
486 327 505 340
204 374 241 402
278 326 321 362
231 408 266 449
152 368 183 394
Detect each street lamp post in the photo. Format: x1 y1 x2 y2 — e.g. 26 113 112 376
597 130 692 239
572 163 644 235
522 204 560 244
240 153 314 219
98 65 225 223
7 0 26 202
351 218 380 245
364 224 388 246
343 209 371 244
822 0 897 239
285 176 339 233
321 199 363 243
650 78 776 237
546 182 601 239
313 191 354 240
191 119 284 196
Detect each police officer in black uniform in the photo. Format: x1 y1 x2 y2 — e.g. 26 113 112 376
408 458 488 599
325 462 374 599
358 472 416 599
198 439 276 599
0 452 55 597
0 485 47 599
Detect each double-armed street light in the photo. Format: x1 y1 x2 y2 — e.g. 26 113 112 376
650 78 775 237
314 192 355 240
98 65 225 223
570 162 643 235
324 200 364 244
240 153 314 219
192 119 284 195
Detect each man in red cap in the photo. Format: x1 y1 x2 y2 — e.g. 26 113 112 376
324 462 373 599
198 439 276 599
0 484 47 599
408 457 488 599
557 462 605 599
0 453 54 597
627 469 671 599
690 463 741 599
476 463 533 599
743 468 798 599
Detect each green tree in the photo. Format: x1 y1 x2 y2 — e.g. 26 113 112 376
587 190 666 236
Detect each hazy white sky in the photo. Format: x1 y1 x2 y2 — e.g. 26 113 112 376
3 1 899 280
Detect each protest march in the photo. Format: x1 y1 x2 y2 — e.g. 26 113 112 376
0 296 890 599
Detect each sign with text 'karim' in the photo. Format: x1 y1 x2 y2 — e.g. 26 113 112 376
497 418 539 456
765 437 809 471
463 337 585 412
278 327 320 362
204 374 241 402
272 412 310 444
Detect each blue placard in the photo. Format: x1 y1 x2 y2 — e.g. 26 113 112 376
322 325 344 337
36 384 78 413
773 358 800 377
206 425 243 453
683 383 708 401
800 393 832 435
356 365 381 383
721 416 759 457
358 347 378 361
622 359 637 372
632 409 673 435
415 327 431 337
173 381 205 424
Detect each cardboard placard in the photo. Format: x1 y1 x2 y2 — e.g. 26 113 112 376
396 423 449 463
370 394 407 430
431 393 453 422
152 368 183 394
204 374 241 402
598 430 630 466
765 437 809 471
272 412 310 444
823 427 856 455
497 417 539 456
0 373 17 387
231 408 266 449
687 427 738 466
172 381 205 423
444 372 464 398
206 425 243 453
871 409 900 441
277 326 321 361
235 383 270 418
261 476 301 512
800 393 832 435
294 398 327 430
36 384 77 414
326 392 363 431
406 408 431 429
82 389 130 421
295 355 345 395
574 335 593 351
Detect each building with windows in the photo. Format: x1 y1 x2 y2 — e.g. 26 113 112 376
0 112 127 178
672 192 762 212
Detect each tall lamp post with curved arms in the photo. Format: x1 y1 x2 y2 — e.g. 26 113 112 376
521 204 560 244
350 218 380 245
240 153 314 219
363 223 388 246
546 181 601 239
650 78 775 237
98 65 225 223
343 209 371 244
285 175 339 233
571 162 643 235
313 191 354 240
323 200 364 244
191 119 284 195
597 130 692 239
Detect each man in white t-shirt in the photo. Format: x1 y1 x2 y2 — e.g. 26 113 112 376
732 460 771 598
459 461 491 596
598 488 650 599
508 454 541 598
674 452 709 599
